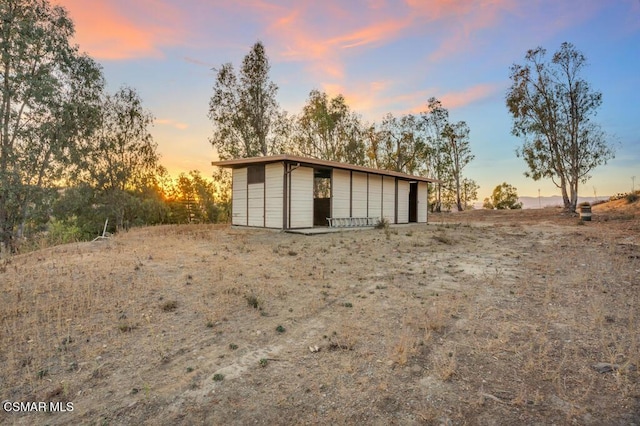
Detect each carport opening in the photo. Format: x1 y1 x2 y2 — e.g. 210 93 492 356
409 182 418 223
313 168 331 226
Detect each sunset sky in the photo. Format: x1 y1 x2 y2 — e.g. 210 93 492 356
55 0 639 200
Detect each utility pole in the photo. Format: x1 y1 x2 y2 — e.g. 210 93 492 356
633 176 636 193
538 189 541 209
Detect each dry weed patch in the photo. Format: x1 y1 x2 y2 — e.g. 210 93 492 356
1 211 639 424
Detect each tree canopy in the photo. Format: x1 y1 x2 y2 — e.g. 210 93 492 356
370 113 427 175
208 41 282 159
1 0 230 252
506 42 614 212
483 182 523 210
292 89 366 165
0 0 104 251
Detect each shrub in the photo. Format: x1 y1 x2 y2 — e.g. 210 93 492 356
118 323 136 332
161 300 178 312
245 294 260 309
375 218 389 229
485 183 522 210
433 234 453 245
47 218 83 245
626 192 639 204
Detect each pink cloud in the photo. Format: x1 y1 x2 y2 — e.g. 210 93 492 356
156 118 189 130
264 2 414 76
318 79 432 121
388 83 503 117
260 0 517 89
314 79 500 122
330 17 410 49
55 0 185 60
433 83 502 110
409 0 517 61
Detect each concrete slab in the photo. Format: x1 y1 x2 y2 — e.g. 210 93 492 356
285 226 376 235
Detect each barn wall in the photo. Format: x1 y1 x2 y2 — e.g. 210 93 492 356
397 180 409 224
351 172 368 217
232 168 247 226
332 169 350 218
247 183 264 227
265 162 283 228
367 174 382 221
418 182 428 223
382 176 396 223
229 160 431 228
289 166 313 228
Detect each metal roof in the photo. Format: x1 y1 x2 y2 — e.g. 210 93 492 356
212 155 439 183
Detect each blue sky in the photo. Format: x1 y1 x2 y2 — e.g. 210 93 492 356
57 0 639 199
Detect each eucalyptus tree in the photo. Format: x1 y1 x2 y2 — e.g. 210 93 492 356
461 177 479 210
421 97 452 212
421 98 480 211
73 87 158 192
0 0 104 252
506 42 614 212
442 121 475 211
292 89 366 165
209 41 281 159
67 86 160 231
372 113 427 175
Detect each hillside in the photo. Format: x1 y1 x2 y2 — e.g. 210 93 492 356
517 195 611 210
593 195 640 216
0 208 639 425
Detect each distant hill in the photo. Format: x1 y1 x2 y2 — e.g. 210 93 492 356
473 195 611 210
517 196 611 210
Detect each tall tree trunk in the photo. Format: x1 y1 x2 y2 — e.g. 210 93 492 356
569 179 578 213
0 198 11 254
455 175 463 212
560 179 570 210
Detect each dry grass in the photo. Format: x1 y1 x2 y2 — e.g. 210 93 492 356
0 207 639 425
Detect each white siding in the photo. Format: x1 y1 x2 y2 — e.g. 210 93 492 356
232 168 247 226
397 180 409 224
289 166 313 228
382 176 395 223
367 174 382 221
418 182 428 223
265 162 283 228
351 172 368 217
332 169 350 218
247 183 264 227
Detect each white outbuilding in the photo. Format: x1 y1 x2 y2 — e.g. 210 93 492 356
212 155 438 230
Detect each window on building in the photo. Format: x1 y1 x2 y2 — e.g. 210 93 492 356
247 165 265 184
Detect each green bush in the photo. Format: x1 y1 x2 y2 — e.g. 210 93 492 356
47 218 83 245
484 183 522 210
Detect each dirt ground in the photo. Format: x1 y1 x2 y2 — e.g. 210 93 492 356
1 202 639 425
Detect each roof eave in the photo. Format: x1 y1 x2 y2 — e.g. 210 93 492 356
212 155 440 183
